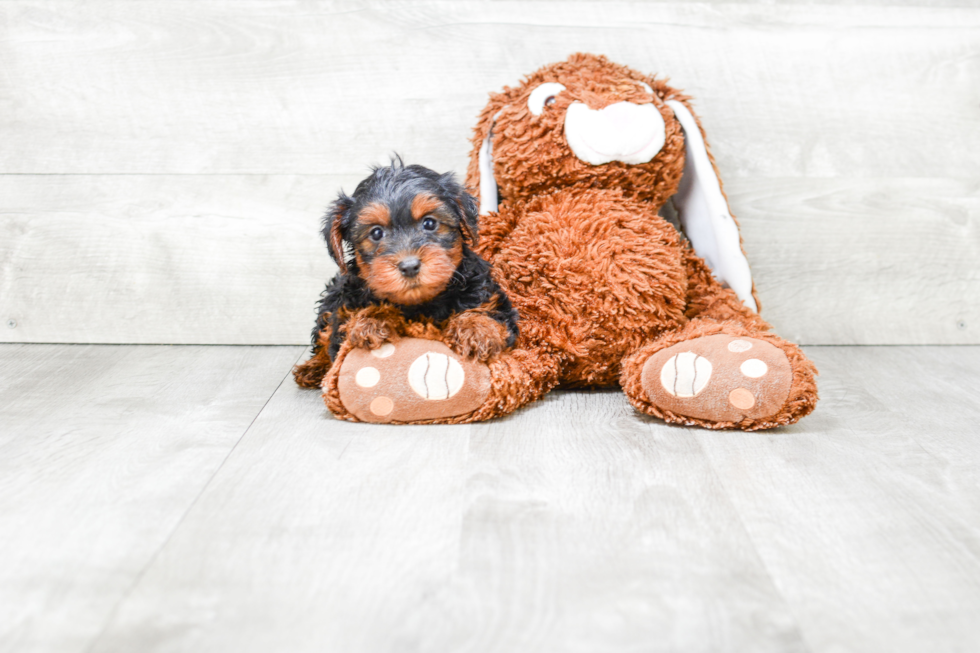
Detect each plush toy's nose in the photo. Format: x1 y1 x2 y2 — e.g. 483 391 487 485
564 101 666 165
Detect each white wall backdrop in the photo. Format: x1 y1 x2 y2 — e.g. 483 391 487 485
1 1 978 345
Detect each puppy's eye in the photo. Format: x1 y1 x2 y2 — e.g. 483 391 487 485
369 226 384 241
527 82 566 116
421 217 437 231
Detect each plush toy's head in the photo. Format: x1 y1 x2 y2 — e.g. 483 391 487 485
466 53 689 210
466 52 760 313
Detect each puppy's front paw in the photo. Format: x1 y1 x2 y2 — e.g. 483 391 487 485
346 316 393 350
445 313 509 361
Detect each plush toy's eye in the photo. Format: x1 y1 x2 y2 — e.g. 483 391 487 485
421 217 437 231
527 82 567 116
369 226 384 241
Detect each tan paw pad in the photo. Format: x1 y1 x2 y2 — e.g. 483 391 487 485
728 388 756 410
336 338 491 423
641 334 792 423
739 359 768 378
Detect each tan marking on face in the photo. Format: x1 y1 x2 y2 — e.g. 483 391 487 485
448 240 463 268
359 202 390 227
365 244 457 305
411 194 443 221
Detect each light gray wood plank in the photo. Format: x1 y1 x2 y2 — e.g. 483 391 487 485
409 392 807 653
2 175 976 346
87 385 807 653
0 174 345 345
85 385 477 653
0 2 977 178
731 177 980 345
695 346 980 653
0 344 303 653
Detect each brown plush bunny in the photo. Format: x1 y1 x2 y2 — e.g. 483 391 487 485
322 53 818 429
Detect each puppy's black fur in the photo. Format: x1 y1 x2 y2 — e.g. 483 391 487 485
296 159 518 387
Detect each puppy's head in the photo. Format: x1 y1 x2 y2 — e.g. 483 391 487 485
323 158 478 306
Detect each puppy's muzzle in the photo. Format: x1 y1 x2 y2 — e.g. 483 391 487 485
397 256 422 278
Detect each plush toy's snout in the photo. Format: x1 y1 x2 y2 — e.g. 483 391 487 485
564 101 666 165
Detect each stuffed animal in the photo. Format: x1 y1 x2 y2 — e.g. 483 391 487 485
321 53 818 429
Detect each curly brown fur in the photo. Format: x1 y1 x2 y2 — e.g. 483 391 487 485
294 159 519 388
449 53 817 428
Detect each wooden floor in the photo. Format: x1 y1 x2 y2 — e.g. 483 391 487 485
0 344 977 652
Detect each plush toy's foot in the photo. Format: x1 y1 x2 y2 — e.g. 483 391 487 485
333 338 492 424
640 333 793 424
622 323 818 430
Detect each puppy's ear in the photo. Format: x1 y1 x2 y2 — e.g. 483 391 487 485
439 172 479 246
322 192 355 274
457 190 479 245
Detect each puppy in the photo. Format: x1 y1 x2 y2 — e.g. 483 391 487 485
293 159 519 389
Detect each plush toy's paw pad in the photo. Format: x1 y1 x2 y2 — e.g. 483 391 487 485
641 334 792 423
336 338 491 423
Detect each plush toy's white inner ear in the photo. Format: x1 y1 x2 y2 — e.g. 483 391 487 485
665 100 757 313
478 115 500 215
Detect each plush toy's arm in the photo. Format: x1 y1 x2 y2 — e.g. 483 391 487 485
665 100 758 313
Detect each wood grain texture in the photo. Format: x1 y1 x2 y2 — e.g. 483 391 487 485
2 175 977 345
50 343 979 653
86 383 807 653
731 177 980 345
696 345 980 653
0 1 977 177
2 344 980 651
0 175 346 345
0 344 304 653
2 1 978 345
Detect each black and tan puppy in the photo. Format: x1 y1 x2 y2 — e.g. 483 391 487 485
294 159 519 389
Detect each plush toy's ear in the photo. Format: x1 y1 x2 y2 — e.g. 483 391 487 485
665 100 758 313
475 110 503 215
477 124 498 215
322 192 355 274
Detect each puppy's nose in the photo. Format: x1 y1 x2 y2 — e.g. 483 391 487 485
397 256 421 278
